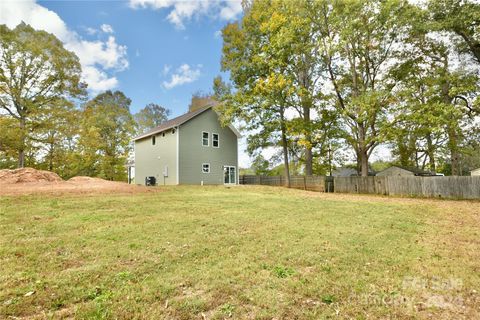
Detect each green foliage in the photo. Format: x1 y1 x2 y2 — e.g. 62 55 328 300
251 154 270 175
77 90 136 181
134 103 170 135
428 0 480 64
0 22 86 168
272 265 295 278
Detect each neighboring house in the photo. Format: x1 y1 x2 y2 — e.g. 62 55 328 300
471 168 480 176
332 167 358 177
332 167 376 177
133 105 240 185
376 165 434 177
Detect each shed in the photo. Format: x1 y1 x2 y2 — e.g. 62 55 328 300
376 165 434 177
471 168 480 176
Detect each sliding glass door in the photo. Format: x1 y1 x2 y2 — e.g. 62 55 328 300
223 166 236 184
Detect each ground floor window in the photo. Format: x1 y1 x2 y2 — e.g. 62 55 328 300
202 163 210 173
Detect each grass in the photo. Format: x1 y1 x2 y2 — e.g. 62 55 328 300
0 186 478 319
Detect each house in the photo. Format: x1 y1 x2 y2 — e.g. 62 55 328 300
471 168 480 176
133 105 240 185
332 167 358 177
332 167 376 177
376 165 434 177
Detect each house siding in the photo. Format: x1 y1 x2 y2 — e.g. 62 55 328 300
134 128 178 185
178 109 238 185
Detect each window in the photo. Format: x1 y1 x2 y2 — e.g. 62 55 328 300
202 163 210 173
202 132 209 146
212 133 219 148
152 135 156 145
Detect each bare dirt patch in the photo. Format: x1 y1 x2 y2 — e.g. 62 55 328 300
0 168 156 196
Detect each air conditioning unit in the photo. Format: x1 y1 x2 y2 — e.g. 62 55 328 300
145 176 156 186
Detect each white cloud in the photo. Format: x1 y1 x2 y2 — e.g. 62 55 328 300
162 64 171 75
129 0 243 29
100 23 114 34
163 64 201 89
85 27 98 35
214 30 222 39
0 0 128 93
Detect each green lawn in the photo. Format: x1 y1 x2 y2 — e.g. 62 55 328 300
1 186 478 319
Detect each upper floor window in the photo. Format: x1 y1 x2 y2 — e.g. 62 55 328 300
152 135 156 145
212 133 219 148
202 132 209 146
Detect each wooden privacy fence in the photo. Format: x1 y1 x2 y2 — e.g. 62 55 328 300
334 176 480 199
240 175 480 199
240 175 326 192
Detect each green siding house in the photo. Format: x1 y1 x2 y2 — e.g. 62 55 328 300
133 106 240 185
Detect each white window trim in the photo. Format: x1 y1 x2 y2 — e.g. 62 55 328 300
202 163 210 173
212 133 219 148
202 131 209 147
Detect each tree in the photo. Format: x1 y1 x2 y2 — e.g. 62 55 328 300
134 103 170 134
429 0 480 64
34 98 80 176
312 0 413 176
78 90 136 181
220 1 297 186
389 5 480 175
189 92 217 112
0 23 86 168
251 154 271 175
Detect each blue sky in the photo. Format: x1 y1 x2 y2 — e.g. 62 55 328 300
1 0 241 117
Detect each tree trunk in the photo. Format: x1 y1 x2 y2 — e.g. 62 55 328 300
359 148 369 177
280 110 291 187
303 104 313 176
426 133 436 172
358 124 369 177
18 117 26 168
447 126 460 176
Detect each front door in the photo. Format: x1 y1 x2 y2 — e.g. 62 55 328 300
223 166 236 184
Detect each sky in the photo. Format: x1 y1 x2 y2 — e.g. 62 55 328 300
0 0 257 165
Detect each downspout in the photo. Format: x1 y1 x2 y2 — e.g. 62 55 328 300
176 126 180 185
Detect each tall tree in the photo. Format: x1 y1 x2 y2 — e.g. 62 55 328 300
0 23 86 168
134 103 170 134
78 90 136 181
429 0 480 64
312 0 412 176
220 0 297 186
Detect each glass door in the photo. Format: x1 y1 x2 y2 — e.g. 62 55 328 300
223 166 236 184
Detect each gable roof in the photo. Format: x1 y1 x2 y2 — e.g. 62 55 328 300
133 105 241 141
382 165 434 176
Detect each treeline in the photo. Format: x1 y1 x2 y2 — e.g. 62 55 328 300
215 0 480 182
0 23 169 180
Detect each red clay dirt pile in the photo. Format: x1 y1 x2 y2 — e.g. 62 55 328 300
0 168 154 195
0 168 62 184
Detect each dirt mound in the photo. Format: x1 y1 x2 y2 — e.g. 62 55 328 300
0 170 157 196
68 176 112 184
0 168 62 184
